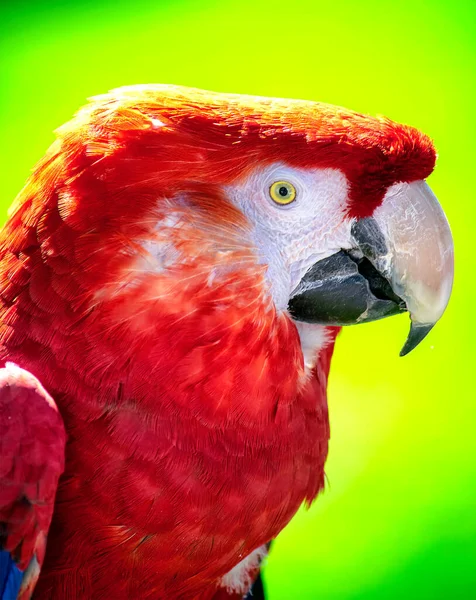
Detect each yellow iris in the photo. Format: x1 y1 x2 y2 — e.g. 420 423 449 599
269 181 296 205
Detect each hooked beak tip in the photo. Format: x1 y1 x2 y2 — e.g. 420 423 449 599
399 322 435 357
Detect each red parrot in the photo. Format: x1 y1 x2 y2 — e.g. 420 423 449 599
0 85 453 599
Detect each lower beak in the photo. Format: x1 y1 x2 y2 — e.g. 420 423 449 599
288 181 454 355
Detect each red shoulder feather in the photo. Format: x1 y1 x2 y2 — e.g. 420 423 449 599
0 363 65 599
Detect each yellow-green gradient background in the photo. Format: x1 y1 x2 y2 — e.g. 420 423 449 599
1 1 474 597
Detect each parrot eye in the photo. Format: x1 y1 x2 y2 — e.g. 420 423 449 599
269 181 296 205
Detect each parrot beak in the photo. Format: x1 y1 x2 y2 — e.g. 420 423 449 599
288 181 454 355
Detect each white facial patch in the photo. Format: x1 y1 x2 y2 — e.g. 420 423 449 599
294 321 332 371
219 544 268 595
225 164 353 312
138 214 182 275
151 117 166 128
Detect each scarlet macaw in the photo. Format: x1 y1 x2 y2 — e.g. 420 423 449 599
0 85 453 599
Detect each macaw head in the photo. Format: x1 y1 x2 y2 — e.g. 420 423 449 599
2 85 453 405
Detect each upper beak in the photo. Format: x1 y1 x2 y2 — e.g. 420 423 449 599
288 180 454 355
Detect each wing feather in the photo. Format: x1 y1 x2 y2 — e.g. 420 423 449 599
0 363 65 600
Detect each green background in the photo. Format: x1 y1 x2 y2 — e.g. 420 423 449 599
1 0 474 597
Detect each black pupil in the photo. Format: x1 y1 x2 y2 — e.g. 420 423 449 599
278 186 289 197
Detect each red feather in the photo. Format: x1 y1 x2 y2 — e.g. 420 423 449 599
0 364 65 599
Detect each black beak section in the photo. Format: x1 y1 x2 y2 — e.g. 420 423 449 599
399 323 434 357
288 247 406 327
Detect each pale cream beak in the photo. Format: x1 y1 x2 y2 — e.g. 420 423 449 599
362 180 454 355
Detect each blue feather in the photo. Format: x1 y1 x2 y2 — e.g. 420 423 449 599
0 551 23 600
